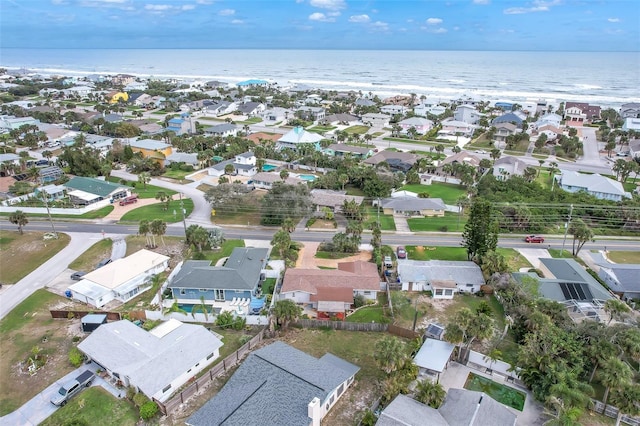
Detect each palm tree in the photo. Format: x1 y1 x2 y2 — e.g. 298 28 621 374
272 299 302 330
155 191 171 211
598 357 633 406
415 380 446 408
374 336 407 375
271 229 292 261
490 148 501 162
279 169 289 181
609 384 640 426
191 295 210 322
150 219 167 250
138 219 151 247
604 299 631 325
9 210 28 234
138 172 150 190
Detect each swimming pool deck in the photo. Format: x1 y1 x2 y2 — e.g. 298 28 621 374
438 361 546 426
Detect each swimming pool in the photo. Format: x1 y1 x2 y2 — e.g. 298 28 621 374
262 164 277 172
299 174 316 181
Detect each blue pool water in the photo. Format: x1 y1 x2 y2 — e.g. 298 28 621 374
299 174 316 181
178 304 212 313
262 164 277 172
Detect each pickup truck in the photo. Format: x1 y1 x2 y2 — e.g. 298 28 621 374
50 370 94 406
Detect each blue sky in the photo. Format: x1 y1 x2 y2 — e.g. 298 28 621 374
1 0 638 51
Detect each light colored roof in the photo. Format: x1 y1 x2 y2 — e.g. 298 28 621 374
439 388 517 426
559 170 628 197
441 151 481 167
363 150 418 166
278 126 323 145
68 279 111 300
281 261 380 294
67 189 101 202
400 117 433 126
78 320 223 399
0 153 20 162
377 394 448 426
398 260 485 286
381 196 446 211
82 249 169 290
326 143 372 155
166 152 198 164
310 189 364 208
414 338 455 373
251 171 304 185
129 138 171 150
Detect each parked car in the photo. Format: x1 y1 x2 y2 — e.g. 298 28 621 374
525 235 545 243
475 149 487 154
96 258 112 268
70 271 87 281
118 195 138 206
50 370 94 406
396 246 407 259
384 256 393 268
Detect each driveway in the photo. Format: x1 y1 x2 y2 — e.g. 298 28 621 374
515 248 554 276
0 362 124 426
577 126 601 166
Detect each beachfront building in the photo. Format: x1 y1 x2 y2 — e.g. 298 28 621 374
380 104 407 115
620 102 640 119
362 113 391 127
277 126 323 151
556 170 631 201
453 104 482 124
564 102 601 124
534 112 563 129
439 119 476 137
622 118 640 132
236 79 269 88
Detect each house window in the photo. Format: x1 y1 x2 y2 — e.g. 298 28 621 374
445 289 453 296
363 291 371 295
466 284 474 287
330 395 335 405
337 384 344 397
180 289 186 295
214 289 224 301
435 289 443 296
187 369 192 373
162 384 171 393
199 289 207 292
195 363 200 367
207 353 214 360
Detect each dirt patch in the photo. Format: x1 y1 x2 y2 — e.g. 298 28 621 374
0 231 71 284
296 241 373 269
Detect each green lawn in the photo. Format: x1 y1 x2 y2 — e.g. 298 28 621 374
408 212 467 232
240 117 263 124
107 177 177 199
0 205 114 220
347 306 390 323
40 387 139 426
607 251 640 264
496 248 532 271
201 239 245 265
68 238 113 271
406 246 468 261
363 206 396 231
0 231 71 284
343 125 370 134
119 199 194 223
263 278 276 297
162 169 194 180
315 251 356 259
400 182 467 204
0 289 61 334
308 125 336 133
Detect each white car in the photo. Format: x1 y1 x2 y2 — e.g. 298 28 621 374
475 150 487 154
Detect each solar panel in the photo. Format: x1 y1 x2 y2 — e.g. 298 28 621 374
558 282 593 301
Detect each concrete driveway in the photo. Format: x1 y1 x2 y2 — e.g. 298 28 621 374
0 362 124 426
577 126 601 166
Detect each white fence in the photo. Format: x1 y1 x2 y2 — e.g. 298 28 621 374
0 197 111 215
467 349 521 380
145 309 268 325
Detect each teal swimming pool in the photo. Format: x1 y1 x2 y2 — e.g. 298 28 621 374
262 164 277 172
299 174 316 181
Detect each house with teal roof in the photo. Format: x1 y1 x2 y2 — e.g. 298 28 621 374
64 176 129 206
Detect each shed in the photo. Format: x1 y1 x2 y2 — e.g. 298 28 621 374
81 314 107 332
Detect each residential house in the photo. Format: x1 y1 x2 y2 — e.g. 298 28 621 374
165 152 200 169
166 113 195 136
124 81 147 91
438 151 481 170
128 139 173 166
322 113 359 125
355 98 376 107
38 166 63 184
78 319 223 402
111 74 136 86
380 104 407 115
494 101 514 111
630 139 640 159
168 247 269 315
622 117 640 132
534 112 562 129
492 156 529 181
261 107 291 123
68 249 169 308
414 99 446 116
237 101 265 117
556 170 631 201
179 99 214 112
564 102 601 123
208 152 258 178
250 172 304 189
453 104 482 125
280 260 381 315
620 102 640 119
439 119 476 137
186 341 359 426
361 113 391 127
363 150 418 173
310 189 364 213
236 79 269 88
64 176 129 206
377 390 517 426
398 117 433 135
0 115 39 130
304 93 323 105
296 106 326 122
535 124 563 141
492 112 524 127
598 264 640 301
277 126 323 151
397 260 485 298
204 101 238 117
134 94 166 108
0 153 21 169
493 122 518 144
204 123 239 138
34 184 66 202
379 196 445 217
324 143 373 159
413 338 455 381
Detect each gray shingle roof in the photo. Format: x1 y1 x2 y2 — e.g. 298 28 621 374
381 196 445 212
377 394 448 426
186 341 359 426
604 265 640 293
169 248 268 291
205 123 237 133
398 260 485 286
129 138 171 150
439 389 517 426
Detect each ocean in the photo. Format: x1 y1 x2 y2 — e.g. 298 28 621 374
1 49 639 107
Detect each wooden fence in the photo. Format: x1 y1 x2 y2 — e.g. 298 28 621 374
50 310 121 321
294 319 420 340
155 328 266 415
590 399 640 426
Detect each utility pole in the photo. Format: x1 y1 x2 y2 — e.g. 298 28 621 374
179 193 187 235
41 192 58 238
561 204 573 256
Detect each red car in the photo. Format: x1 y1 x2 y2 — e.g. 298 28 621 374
525 235 545 243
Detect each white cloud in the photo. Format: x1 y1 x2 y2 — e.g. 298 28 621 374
327 11 340 17
433 27 447 33
453 26 460 31
145 4 172 11
309 12 335 22
182 4 195 10
504 0 559 15
196 0 214 4
218 8 235 16
309 0 346 10
349 14 370 23
371 21 389 31
607 17 620 22
473 0 490 4
231 19 244 24
426 17 443 25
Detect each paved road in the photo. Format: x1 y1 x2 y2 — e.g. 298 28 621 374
577 126 601 166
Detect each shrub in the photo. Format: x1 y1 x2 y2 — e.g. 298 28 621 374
439 226 448 232
239 334 252 345
216 311 235 328
72 336 81 343
69 347 84 367
139 401 159 420
418 192 430 198
133 392 149 408
527 268 544 277
354 294 366 308
233 316 246 330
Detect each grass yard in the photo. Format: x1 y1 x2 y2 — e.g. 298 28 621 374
200 239 245 264
316 251 357 259
68 238 113 271
406 246 468 261
124 235 184 256
40 387 139 426
0 205 114 220
364 206 396 231
0 231 71 284
496 248 532 271
408 212 467 232
441 294 506 331
464 372 526 411
347 305 391 323
343 125 370 134
119 198 194 223
263 278 276 297
107 177 177 199
400 182 467 204
0 290 85 416
162 168 194 181
240 117 263 124
607 251 640 264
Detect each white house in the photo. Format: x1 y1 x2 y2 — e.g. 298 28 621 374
556 170 632 201
250 172 304 189
68 249 169 308
204 123 238 138
277 126 323 151
398 117 434 135
622 117 640 132
361 113 391 127
620 102 640 119
380 104 407 115
439 119 476 137
397 260 485 299
78 319 223 402
534 112 562 129
492 156 529 181
453 104 482 124
207 152 258 177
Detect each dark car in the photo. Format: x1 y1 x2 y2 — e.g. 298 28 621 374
70 271 87 280
96 258 112 268
396 246 407 259
525 235 545 243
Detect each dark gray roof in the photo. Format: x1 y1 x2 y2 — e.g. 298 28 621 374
605 265 640 293
377 394 448 426
205 123 237 133
381 196 445 211
237 102 261 113
169 248 268 291
186 341 359 426
439 389 517 426
398 260 485 286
